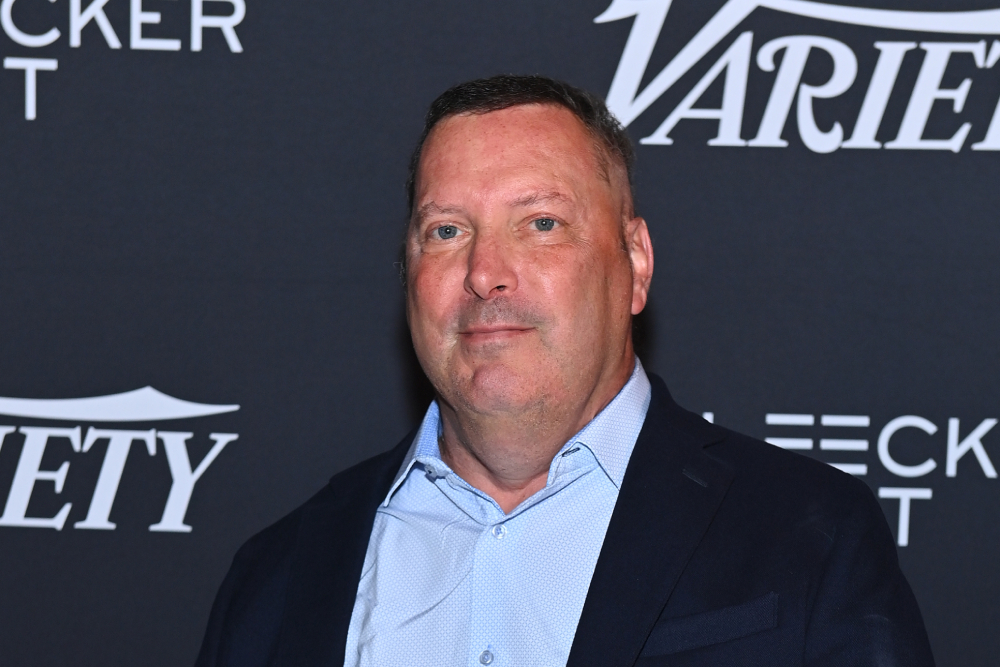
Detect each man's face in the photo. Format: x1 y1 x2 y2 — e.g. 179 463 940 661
406 104 651 422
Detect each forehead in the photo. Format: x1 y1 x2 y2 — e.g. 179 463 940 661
415 104 609 203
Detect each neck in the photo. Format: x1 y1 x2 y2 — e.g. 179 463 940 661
436 354 635 514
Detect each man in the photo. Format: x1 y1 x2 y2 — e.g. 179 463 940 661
196 75 934 666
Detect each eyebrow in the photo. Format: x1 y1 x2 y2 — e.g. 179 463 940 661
413 202 465 225
508 191 572 208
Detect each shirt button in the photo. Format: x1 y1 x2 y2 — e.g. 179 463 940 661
491 524 507 539
479 650 494 665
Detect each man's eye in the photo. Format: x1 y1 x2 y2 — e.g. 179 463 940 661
533 218 557 232
435 225 460 240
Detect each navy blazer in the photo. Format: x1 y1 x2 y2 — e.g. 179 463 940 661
196 375 935 666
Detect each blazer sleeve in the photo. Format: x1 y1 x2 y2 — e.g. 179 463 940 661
804 480 935 666
194 512 301 667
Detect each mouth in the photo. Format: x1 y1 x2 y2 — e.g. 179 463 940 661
458 325 534 341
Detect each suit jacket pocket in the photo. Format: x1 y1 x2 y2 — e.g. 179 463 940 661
640 591 778 657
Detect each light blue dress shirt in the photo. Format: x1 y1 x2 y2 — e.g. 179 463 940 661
344 360 652 667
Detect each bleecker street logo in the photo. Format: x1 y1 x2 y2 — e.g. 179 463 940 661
0 387 238 532
698 410 998 548
2 0 245 120
597 0 1000 152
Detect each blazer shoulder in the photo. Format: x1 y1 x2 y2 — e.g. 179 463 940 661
711 426 874 504
232 431 416 587
195 432 415 667
646 374 875 520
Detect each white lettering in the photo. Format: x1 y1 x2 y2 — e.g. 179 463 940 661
0 426 81 530
972 40 1000 150
594 0 674 125
878 487 932 547
750 35 857 153
191 0 244 53
0 386 239 422
149 431 236 532
878 416 938 478
885 41 986 153
946 418 998 478
842 41 916 149
1 0 60 48
795 38 857 153
3 56 58 120
70 0 122 49
0 426 15 452
595 0 1000 128
130 0 181 51
73 428 157 530
641 31 752 147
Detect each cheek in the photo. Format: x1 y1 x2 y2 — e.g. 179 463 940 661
543 246 630 330
408 258 463 335
527 250 606 327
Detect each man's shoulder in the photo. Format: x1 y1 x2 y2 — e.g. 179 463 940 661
647 376 874 515
666 411 887 558
643 380 877 528
236 432 415 563
195 433 415 667
709 425 873 508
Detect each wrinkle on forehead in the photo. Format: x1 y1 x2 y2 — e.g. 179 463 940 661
413 104 630 223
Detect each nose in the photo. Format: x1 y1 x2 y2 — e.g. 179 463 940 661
465 233 518 300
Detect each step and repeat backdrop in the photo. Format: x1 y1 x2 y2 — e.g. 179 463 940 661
1 0 997 665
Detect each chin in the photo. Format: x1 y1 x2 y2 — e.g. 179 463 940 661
459 361 553 415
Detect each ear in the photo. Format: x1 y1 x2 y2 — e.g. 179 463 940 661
626 217 654 315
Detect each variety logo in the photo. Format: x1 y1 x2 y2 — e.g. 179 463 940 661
0 387 238 532
702 411 998 546
2 0 245 120
598 0 1000 152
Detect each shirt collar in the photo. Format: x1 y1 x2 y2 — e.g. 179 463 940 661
562 358 651 488
383 358 652 506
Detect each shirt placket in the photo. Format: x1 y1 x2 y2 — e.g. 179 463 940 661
428 450 598 667
467 500 509 667
428 470 509 666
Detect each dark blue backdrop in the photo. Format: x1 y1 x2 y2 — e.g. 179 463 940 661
1 1 997 664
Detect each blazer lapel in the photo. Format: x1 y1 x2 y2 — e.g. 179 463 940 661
567 376 734 667
271 434 414 667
